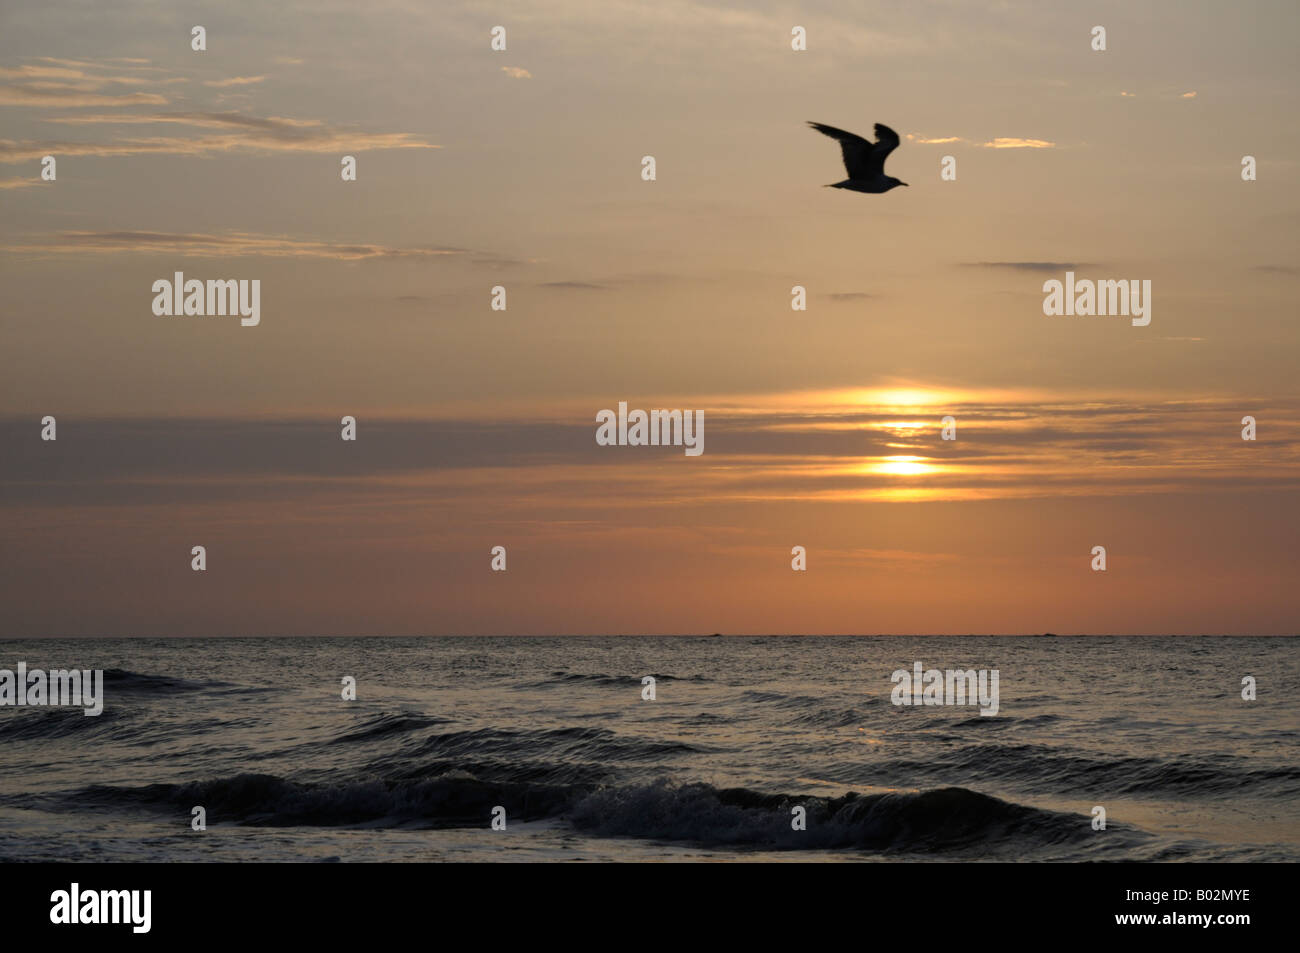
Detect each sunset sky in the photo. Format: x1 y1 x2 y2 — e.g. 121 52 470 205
1 1 1297 635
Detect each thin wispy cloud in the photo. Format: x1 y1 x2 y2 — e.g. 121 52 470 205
962 262 1093 272
0 64 182 85
0 59 185 107
904 133 1055 149
500 67 532 79
2 230 472 261
31 57 165 71
1120 89 1197 101
0 58 434 162
0 86 168 107
48 112 326 129
203 76 266 88
0 110 438 163
982 138 1055 149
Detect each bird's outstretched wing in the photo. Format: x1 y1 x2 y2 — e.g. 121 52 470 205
871 123 901 169
807 122 875 179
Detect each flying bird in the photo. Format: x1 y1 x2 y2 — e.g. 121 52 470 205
808 121 908 193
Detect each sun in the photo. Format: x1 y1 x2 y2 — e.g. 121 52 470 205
872 455 934 476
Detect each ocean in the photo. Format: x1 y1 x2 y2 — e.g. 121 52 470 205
1 636 1296 862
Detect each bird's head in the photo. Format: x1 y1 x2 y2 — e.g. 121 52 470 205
888 177 909 190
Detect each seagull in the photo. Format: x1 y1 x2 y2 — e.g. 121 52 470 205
808 121 908 193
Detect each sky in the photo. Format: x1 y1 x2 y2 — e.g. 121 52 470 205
1 0 1297 635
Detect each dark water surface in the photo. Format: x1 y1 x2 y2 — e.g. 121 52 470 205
1 636 1296 861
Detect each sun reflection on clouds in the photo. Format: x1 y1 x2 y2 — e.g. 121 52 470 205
863 388 948 408
879 420 927 433
866 455 936 476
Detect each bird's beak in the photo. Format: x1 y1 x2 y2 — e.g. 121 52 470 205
901 182 910 187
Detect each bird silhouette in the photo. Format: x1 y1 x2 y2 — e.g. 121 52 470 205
808 121 908 193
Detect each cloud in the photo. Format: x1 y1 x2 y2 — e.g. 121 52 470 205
48 112 325 129
0 110 438 163
0 60 185 107
31 57 163 71
0 176 39 190
500 66 532 79
826 292 875 301
203 76 266 88
541 281 606 289
962 262 1094 272
904 134 1054 149
0 64 103 80
1181 91 1197 99
0 85 168 107
981 138 1055 149
4 395 1297 508
0 64 180 85
0 60 432 162
1 230 473 261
